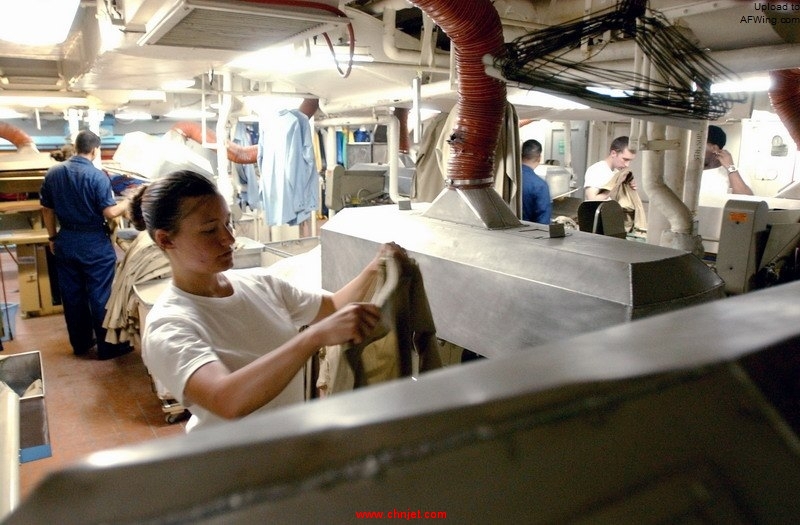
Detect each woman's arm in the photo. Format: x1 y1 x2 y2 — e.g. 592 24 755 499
312 242 407 322
184 301 381 419
184 242 405 419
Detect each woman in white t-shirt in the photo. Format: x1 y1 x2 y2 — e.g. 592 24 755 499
131 170 403 431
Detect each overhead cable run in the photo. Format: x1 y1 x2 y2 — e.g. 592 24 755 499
491 0 747 120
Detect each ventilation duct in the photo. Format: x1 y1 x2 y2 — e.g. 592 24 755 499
411 0 519 230
138 0 348 52
769 68 800 149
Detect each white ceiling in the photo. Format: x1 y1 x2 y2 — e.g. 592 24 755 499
0 0 798 123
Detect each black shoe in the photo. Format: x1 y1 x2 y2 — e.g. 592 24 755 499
97 344 132 360
74 344 97 356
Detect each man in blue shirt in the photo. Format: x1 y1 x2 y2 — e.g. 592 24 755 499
521 139 552 224
40 130 131 360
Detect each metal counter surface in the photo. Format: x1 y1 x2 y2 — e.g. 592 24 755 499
5 279 800 524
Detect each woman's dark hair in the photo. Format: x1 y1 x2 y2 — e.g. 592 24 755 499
130 170 219 240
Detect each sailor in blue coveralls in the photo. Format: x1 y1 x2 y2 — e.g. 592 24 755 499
40 130 131 360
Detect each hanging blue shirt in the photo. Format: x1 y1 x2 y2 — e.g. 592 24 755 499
258 109 318 226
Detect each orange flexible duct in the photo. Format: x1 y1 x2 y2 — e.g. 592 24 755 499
769 68 800 149
393 107 410 153
0 122 37 151
170 121 217 144
226 140 258 164
410 0 506 189
171 121 251 163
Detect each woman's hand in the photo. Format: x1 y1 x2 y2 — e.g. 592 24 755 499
370 241 409 269
307 302 382 347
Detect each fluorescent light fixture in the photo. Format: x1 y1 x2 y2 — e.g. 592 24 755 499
164 108 216 120
507 90 590 110
586 86 632 98
711 76 771 93
243 95 304 116
230 44 374 74
129 90 167 102
115 110 153 121
0 108 28 119
0 95 88 108
0 0 80 46
161 79 196 91
237 113 260 123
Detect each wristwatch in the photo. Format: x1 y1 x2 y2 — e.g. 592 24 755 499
726 165 738 173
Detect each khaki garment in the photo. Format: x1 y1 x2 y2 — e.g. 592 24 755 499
603 169 648 233
412 102 521 215
103 231 171 345
317 256 442 395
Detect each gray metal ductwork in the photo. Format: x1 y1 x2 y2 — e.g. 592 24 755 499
321 205 724 358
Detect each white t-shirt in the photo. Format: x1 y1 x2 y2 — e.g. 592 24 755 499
584 160 613 189
142 268 323 432
700 166 752 196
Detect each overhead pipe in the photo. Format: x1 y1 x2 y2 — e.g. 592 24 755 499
316 115 401 203
382 8 450 69
768 68 800 149
216 72 234 204
0 122 38 154
637 54 702 256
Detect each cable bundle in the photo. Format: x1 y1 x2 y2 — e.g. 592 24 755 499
494 0 746 120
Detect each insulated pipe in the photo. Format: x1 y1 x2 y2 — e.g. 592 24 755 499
382 8 449 69
637 50 698 254
643 122 692 235
316 115 401 202
768 68 800 149
410 0 507 189
682 127 707 215
0 122 38 153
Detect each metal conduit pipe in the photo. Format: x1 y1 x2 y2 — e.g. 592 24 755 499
316 115 401 202
382 8 449 69
410 0 507 189
216 72 234 204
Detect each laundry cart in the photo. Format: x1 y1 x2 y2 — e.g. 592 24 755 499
133 278 188 424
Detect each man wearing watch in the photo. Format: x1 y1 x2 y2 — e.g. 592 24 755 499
701 125 753 196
